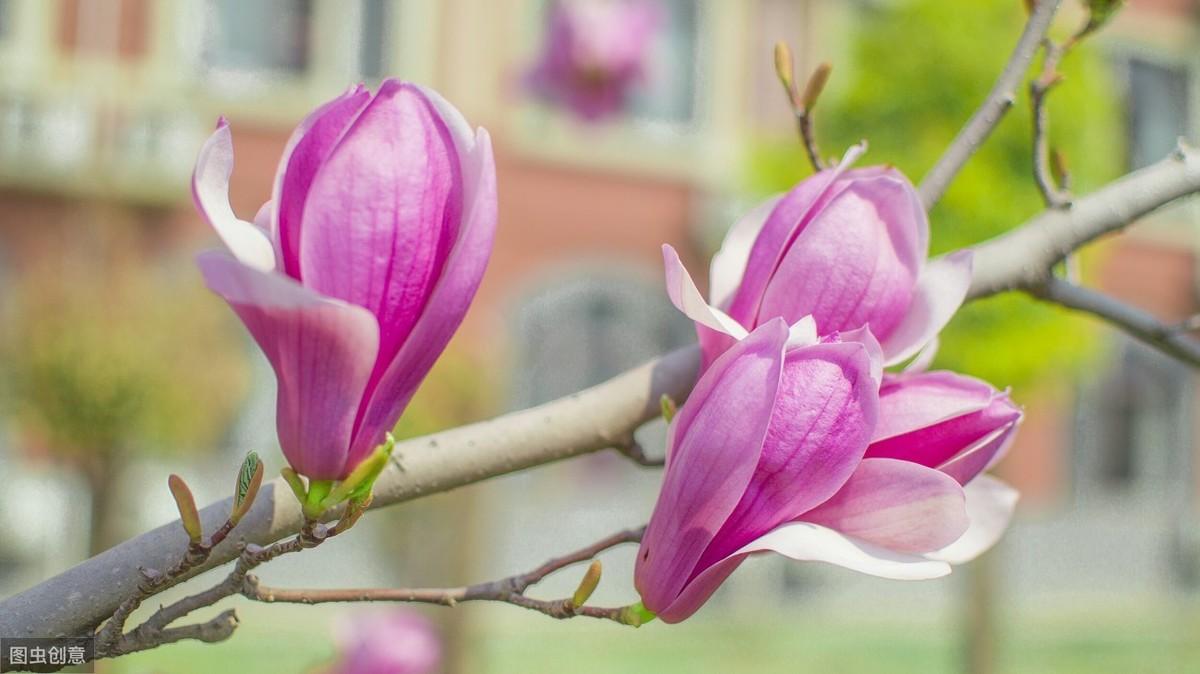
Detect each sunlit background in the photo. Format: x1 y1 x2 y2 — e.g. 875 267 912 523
0 0 1198 672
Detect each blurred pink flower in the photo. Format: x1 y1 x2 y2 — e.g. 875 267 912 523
526 0 663 121
329 610 441 674
193 80 497 480
662 146 972 369
634 320 1019 623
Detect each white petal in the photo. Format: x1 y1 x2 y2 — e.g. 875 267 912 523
903 335 940 374
927 475 1018 564
786 315 818 347
192 120 275 272
880 250 973 366
709 195 780 310
662 244 748 340
736 521 952 581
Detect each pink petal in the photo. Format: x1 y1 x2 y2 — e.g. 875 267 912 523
872 371 996 442
300 80 463 374
693 337 879 572
880 250 973 366
868 371 1022 483
662 244 744 366
709 196 780 311
197 251 379 480
742 521 950 579
271 84 370 279
192 119 275 272
348 124 497 464
937 421 1019 485
928 475 1018 564
802 458 969 553
756 172 926 339
725 164 851 327
635 320 789 616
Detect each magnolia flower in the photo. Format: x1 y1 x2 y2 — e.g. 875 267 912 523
328 610 441 674
526 0 663 121
634 320 1019 623
194 80 497 481
663 146 972 368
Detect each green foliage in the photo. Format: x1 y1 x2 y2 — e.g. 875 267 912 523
747 0 1123 392
0 223 249 461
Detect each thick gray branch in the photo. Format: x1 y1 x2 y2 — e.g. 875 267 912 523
0 347 699 639
919 0 1061 209
1033 277 1200 366
968 143 1200 300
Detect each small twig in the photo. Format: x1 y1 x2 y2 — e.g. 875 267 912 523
920 0 1062 209
241 526 647 625
1030 39 1072 208
1032 276 1200 366
774 42 831 173
94 515 238 652
104 610 239 658
101 522 328 658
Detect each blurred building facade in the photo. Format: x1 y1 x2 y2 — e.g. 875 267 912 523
0 0 1197 629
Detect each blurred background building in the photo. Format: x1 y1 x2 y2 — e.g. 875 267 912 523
0 1 1198 673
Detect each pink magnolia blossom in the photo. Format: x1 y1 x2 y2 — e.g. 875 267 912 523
662 146 973 368
634 319 1019 623
193 80 496 480
329 610 441 674
526 0 663 121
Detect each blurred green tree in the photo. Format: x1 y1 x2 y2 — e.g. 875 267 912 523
748 0 1122 392
0 216 249 554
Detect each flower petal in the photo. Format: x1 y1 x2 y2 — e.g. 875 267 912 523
880 250 973 366
197 251 379 480
272 84 371 278
756 171 926 339
725 145 866 327
694 337 880 570
348 125 497 464
927 475 1018 564
740 522 951 579
937 420 1019 485
867 372 1021 483
871 371 997 443
802 458 969 553
635 320 788 616
662 244 748 339
709 195 780 311
300 80 463 370
192 119 276 272
660 515 953 622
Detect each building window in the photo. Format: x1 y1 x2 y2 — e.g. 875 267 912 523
1126 57 1191 170
511 272 693 408
628 0 699 127
0 0 12 40
1073 339 1193 500
201 0 312 81
357 0 393 81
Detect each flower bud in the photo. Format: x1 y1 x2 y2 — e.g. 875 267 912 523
194 82 496 482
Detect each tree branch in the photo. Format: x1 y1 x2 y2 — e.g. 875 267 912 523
1032 277 1200 366
241 527 646 625
919 0 1062 209
0 346 699 640
968 142 1200 300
